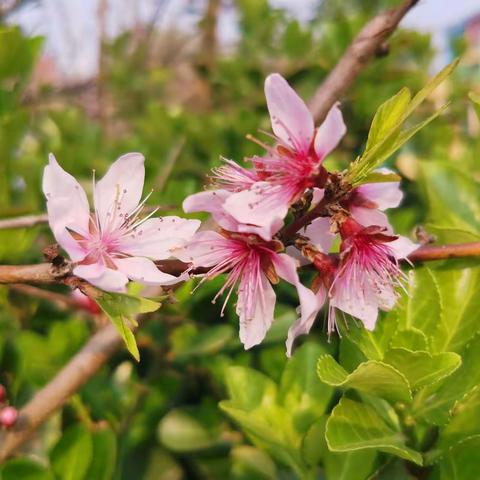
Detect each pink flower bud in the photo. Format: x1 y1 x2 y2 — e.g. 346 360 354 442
0 384 6 404
0 406 18 428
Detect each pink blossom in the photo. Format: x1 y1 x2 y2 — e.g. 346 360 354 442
328 218 417 332
220 73 346 236
176 230 320 353
347 169 403 230
43 153 200 292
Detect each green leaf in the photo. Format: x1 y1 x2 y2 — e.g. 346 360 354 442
324 449 377 480
279 342 334 432
430 267 480 353
158 408 224 453
365 87 411 152
383 348 461 391
317 354 412 403
469 91 480 120
338 316 397 361
347 60 458 185
301 417 328 467
326 397 423 465
1 458 54 480
413 335 480 425
389 328 428 351
50 424 93 480
230 446 277 480
360 170 402 185
395 268 441 339
96 291 161 361
431 435 480 480
86 426 117 480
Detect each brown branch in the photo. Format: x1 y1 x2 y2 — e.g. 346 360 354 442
0 324 122 462
407 242 480 263
0 214 48 230
308 0 418 123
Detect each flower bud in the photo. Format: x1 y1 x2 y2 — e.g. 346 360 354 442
0 406 18 428
0 384 6 404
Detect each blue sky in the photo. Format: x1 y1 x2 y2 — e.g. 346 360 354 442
9 0 480 80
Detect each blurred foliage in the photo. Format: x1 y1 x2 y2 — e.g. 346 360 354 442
0 0 480 479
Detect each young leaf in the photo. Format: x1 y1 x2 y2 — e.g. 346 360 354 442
382 348 461 391
361 170 401 184
96 292 161 361
317 354 412 403
346 59 458 186
469 91 480 120
1 458 54 480
325 397 423 465
86 426 117 480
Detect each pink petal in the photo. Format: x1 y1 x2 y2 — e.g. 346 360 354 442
223 182 289 240
350 206 392 231
237 272 276 350
183 189 230 214
74 265 128 292
43 154 91 260
311 187 325 205
114 256 187 286
265 73 314 155
389 235 418 260
118 217 200 260
314 103 346 161
286 286 326 357
300 217 335 253
73 262 105 279
174 231 233 267
272 253 322 356
94 153 145 232
356 169 403 210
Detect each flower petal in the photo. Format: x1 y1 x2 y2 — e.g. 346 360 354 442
73 262 105 279
389 235 418 260
356 169 403 210
265 73 314 155
74 265 128 292
173 230 234 267
300 217 335 253
114 256 188 286
223 182 289 240
43 153 90 236
272 253 322 356
314 103 346 161
350 206 392 231
118 216 200 260
94 153 145 232
237 272 276 350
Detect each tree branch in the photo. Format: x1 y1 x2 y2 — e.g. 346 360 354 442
0 324 122 462
0 214 48 230
308 0 418 123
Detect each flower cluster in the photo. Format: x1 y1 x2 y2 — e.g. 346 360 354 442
43 74 417 356
180 74 416 355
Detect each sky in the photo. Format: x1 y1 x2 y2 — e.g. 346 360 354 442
8 0 480 81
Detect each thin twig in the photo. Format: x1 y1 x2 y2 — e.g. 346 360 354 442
0 214 48 230
8 284 79 310
308 0 418 123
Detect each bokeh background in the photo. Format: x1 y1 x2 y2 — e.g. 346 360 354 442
0 0 480 478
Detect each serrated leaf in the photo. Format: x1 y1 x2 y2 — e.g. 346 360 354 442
96 291 161 361
413 335 480 424
389 328 428 351
317 354 412 403
50 424 93 480
383 348 461 391
324 449 377 480
325 397 423 465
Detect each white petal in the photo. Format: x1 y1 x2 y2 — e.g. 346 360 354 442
75 266 128 292
118 217 200 260
114 256 187 286
300 217 335 253
94 153 145 232
265 73 314 155
389 235 418 260
314 103 346 160
356 170 403 210
73 262 105 279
